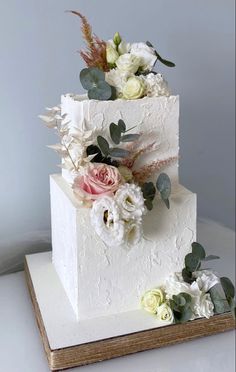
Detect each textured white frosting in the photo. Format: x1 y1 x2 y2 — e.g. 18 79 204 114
51 174 197 320
61 94 180 187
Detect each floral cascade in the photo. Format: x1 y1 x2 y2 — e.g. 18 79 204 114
141 242 236 324
68 10 175 101
40 107 177 247
39 10 178 247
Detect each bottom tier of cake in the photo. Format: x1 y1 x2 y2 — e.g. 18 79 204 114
50 174 197 321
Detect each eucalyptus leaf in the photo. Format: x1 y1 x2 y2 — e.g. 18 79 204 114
110 123 121 145
97 136 110 156
220 277 235 299
156 173 171 200
88 81 112 101
146 41 176 68
182 268 193 284
192 242 206 260
185 253 201 273
80 67 105 90
109 148 130 158
121 134 140 142
174 307 193 324
179 293 192 305
202 255 220 262
163 198 170 209
142 182 156 201
209 284 230 314
145 199 154 211
118 119 126 133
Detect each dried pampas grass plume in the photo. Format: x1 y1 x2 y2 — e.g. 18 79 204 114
67 10 109 72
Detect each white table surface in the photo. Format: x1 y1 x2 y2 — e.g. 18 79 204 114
0 219 235 372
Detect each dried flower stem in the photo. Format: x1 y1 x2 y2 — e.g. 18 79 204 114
133 156 178 184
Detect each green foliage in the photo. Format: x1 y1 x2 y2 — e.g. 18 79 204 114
221 277 235 299
80 67 114 101
97 136 110 156
156 173 171 209
109 122 140 145
192 242 206 260
109 148 130 158
185 253 201 272
146 41 176 68
142 182 156 210
209 284 230 314
169 293 193 324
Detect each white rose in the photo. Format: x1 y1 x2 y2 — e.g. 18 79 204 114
105 69 131 97
195 293 215 319
156 303 174 323
193 270 220 293
118 40 131 55
116 53 141 74
115 183 146 220
141 288 165 314
90 196 125 247
144 73 171 97
130 42 157 71
106 44 119 65
122 76 145 100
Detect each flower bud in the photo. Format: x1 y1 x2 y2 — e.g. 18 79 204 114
106 44 119 65
113 32 122 46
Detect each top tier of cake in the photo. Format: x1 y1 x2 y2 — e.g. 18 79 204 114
61 94 180 185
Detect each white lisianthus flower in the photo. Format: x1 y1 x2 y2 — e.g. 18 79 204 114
115 183 146 220
116 53 141 74
123 76 145 100
195 293 214 319
156 303 174 323
144 73 171 97
118 40 131 55
106 44 119 65
130 42 157 71
125 220 142 246
105 69 131 97
91 196 125 247
141 288 165 314
193 270 220 293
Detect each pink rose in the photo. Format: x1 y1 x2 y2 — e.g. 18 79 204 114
73 163 123 201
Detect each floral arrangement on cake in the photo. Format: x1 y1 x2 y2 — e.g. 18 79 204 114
68 10 175 101
40 106 177 247
141 242 236 324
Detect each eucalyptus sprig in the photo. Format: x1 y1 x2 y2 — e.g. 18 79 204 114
96 120 140 159
169 293 193 324
142 172 172 211
146 41 175 68
182 242 235 318
80 67 115 101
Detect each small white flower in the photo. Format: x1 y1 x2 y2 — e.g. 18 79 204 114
156 303 174 323
116 53 141 74
115 183 146 220
130 42 157 71
118 40 131 55
106 44 119 65
122 76 145 100
141 288 165 314
195 293 214 319
105 69 131 97
91 196 125 247
193 270 220 293
144 73 171 97
125 220 142 246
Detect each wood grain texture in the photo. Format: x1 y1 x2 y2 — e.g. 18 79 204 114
24 259 235 372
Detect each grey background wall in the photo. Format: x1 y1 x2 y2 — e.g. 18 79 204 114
0 0 235 274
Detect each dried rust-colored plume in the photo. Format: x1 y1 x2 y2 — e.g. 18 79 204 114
68 10 109 72
133 156 178 184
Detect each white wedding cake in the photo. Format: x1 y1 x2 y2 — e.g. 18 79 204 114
40 12 198 322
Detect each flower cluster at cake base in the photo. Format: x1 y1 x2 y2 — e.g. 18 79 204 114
141 242 235 324
69 11 174 101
